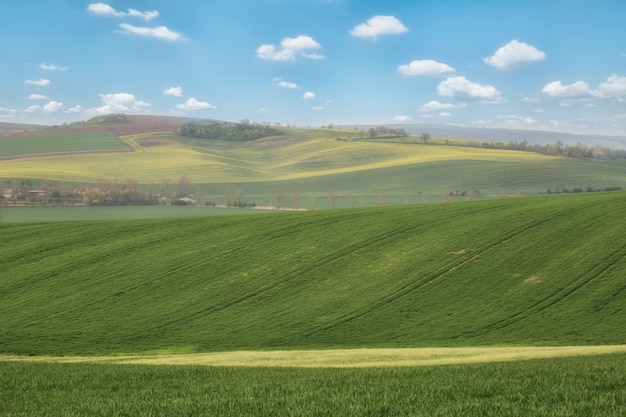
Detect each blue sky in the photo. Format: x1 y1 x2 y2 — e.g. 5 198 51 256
1 0 625 135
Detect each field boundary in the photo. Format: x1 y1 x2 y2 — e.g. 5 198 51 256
2 346 626 368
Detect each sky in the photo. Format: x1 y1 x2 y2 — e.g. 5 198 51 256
1 0 625 135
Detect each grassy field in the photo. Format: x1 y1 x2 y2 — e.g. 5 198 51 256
0 132 128 158
2 192 624 355
2 354 626 416
0 205 276 223
1 128 625 207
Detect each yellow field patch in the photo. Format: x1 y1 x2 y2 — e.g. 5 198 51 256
0 134 557 183
2 346 625 368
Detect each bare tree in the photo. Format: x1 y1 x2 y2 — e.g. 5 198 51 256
421 132 431 144
274 188 283 209
292 189 302 210
177 176 191 198
328 190 338 208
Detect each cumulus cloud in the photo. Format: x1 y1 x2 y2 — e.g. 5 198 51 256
349 15 408 40
598 74 626 97
277 80 299 89
43 101 64 113
65 105 83 114
437 76 503 102
256 35 323 61
484 40 546 70
398 60 455 77
26 94 50 100
40 63 68 71
163 86 183 97
418 100 467 111
439 112 453 118
25 78 51 86
118 23 184 41
303 92 315 100
25 105 41 113
95 92 150 114
541 80 597 98
393 115 413 122
175 98 217 110
87 3 158 20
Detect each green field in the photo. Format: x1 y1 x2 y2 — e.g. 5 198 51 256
2 354 626 416
2 192 624 355
2 192 625 415
0 205 275 223
2 128 625 208
0 131 128 158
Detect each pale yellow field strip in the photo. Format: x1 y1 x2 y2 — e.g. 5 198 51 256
2 346 626 368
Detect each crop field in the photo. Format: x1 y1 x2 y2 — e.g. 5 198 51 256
2 192 625 355
2 128 625 205
0 131 128 158
2 191 626 415
0 205 275 223
2 353 626 416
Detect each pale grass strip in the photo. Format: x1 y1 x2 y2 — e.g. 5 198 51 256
2 346 626 368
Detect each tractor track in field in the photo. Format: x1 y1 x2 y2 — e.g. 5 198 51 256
303 200 604 336
151 204 508 332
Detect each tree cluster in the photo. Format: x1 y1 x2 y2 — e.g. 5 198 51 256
458 139 626 160
178 121 284 142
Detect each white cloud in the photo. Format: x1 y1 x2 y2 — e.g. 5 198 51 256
304 92 315 100
256 44 296 61
598 74 626 97
26 94 50 100
312 106 325 111
349 15 408 40
280 35 321 51
163 86 183 97
118 23 183 42
484 40 546 70
43 101 64 113
25 78 51 86
87 3 158 20
25 105 41 113
398 60 455 77
439 112 453 118
40 63 68 71
257 35 323 61
95 92 150 114
0 107 18 115
175 98 217 111
541 80 597 98
437 76 503 102
418 100 467 111
65 105 83 114
393 115 413 122
277 80 299 89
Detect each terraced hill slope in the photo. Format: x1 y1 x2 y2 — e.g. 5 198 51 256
1 192 624 355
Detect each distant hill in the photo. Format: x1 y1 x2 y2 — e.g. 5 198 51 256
346 123 626 150
1 192 624 355
0 121 44 135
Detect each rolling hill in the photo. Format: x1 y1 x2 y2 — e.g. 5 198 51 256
1 115 625 208
1 191 624 356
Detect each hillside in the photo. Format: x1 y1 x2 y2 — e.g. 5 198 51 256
1 192 624 355
2 115 626 204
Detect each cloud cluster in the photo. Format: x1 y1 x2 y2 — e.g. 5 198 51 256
437 76 503 102
175 98 217 111
87 3 158 20
40 63 68 71
163 86 183 97
349 15 408 40
257 35 323 61
25 78 51 86
95 93 150 114
484 40 546 70
88 3 183 42
398 60 455 77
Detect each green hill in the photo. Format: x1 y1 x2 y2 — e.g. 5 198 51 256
1 192 624 356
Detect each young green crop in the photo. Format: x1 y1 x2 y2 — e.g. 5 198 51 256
1 192 625 356
2 354 626 416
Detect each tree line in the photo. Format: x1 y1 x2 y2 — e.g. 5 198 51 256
178 121 284 142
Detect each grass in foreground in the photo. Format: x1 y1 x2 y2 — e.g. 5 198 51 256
1 353 625 416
